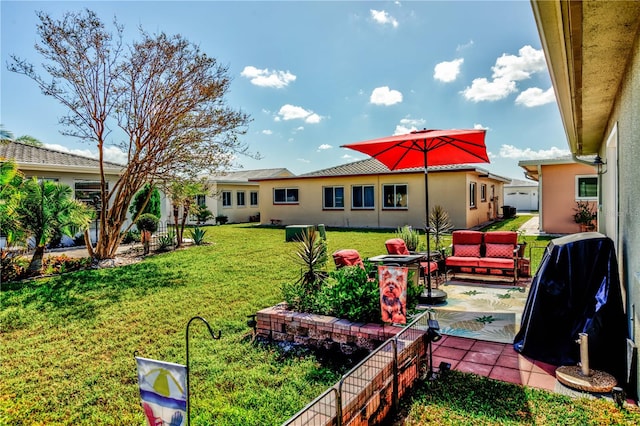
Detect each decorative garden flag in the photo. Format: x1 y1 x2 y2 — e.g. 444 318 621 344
378 265 408 324
136 356 187 426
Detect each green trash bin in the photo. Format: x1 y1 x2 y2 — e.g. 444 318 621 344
316 224 326 240
285 225 314 242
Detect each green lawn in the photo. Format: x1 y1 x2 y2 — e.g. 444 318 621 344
2 222 636 425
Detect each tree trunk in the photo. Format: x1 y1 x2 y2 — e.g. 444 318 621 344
27 245 46 273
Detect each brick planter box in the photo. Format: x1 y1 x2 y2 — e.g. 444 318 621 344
256 303 405 353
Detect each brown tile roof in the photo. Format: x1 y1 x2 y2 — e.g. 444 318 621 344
0 141 124 170
210 168 293 182
300 158 493 177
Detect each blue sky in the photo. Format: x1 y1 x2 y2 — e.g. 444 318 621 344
1 0 570 180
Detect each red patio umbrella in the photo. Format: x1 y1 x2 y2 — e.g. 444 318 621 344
341 128 489 304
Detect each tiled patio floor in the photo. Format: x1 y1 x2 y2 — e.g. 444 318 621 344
430 335 558 391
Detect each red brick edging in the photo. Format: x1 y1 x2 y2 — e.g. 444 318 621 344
256 303 405 352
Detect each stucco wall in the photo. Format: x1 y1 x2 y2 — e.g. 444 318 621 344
256 171 503 230
608 23 640 398
539 163 598 234
212 182 261 224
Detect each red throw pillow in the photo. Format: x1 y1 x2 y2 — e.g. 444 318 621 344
455 244 481 257
485 243 514 258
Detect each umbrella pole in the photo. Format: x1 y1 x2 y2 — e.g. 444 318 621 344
420 150 447 305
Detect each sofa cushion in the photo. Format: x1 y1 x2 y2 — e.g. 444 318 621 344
484 231 517 245
452 230 483 245
485 243 514 258
478 257 515 269
454 244 481 257
446 256 480 267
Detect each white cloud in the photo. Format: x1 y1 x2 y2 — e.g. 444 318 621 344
434 58 464 83
394 117 426 135
342 153 357 160
515 87 556 107
499 144 570 160
44 143 128 165
370 9 398 28
474 123 489 130
276 104 323 123
462 77 517 102
492 45 546 81
318 144 332 150
261 129 273 135
370 86 403 106
297 158 311 163
462 45 547 103
241 66 296 88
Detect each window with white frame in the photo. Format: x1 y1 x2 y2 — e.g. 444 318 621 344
576 175 598 200
274 188 299 204
352 185 375 209
222 191 232 207
236 191 246 207
469 182 477 208
382 184 408 209
250 191 258 207
74 180 106 204
195 194 206 207
480 184 487 202
323 186 344 209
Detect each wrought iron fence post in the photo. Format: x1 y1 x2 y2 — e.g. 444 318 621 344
392 338 399 411
186 316 221 426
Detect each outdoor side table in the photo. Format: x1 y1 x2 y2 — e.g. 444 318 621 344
367 254 425 287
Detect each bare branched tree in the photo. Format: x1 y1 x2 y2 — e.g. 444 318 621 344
8 9 253 259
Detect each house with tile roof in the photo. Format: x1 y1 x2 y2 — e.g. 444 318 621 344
199 168 293 224
251 157 511 230
1 141 293 232
1 140 127 241
518 156 597 234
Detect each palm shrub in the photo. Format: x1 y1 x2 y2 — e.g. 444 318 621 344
293 229 328 289
429 205 453 252
395 225 421 251
282 229 328 311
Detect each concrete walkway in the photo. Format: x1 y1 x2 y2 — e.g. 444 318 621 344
518 214 540 236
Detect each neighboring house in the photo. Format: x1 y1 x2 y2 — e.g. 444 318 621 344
0 140 127 242
532 0 640 397
503 178 539 213
194 168 293 224
518 157 596 234
252 158 510 230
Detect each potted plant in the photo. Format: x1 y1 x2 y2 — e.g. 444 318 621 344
573 200 596 232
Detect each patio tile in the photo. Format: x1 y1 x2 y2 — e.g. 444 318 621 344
489 366 525 385
495 354 520 369
433 346 468 361
470 341 505 355
462 351 500 365
501 346 520 357
456 361 492 377
517 355 536 371
439 336 476 350
527 372 557 391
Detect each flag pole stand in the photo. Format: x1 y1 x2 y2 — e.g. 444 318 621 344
186 316 221 426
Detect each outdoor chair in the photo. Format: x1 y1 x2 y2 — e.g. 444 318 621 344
384 238 440 285
332 249 365 269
